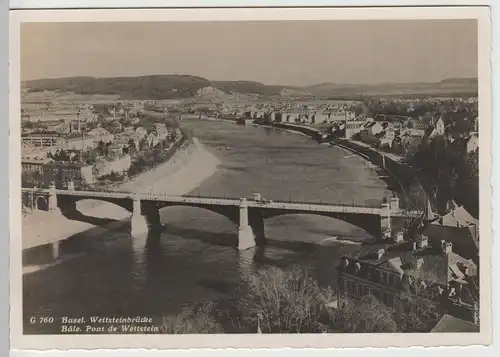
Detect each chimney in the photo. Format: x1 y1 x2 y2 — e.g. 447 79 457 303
355 262 361 272
393 230 404 243
377 249 385 260
341 257 349 268
417 235 429 249
441 241 452 255
389 196 400 211
76 111 81 133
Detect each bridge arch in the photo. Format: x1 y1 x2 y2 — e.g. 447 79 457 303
157 202 240 225
260 210 382 238
56 195 134 218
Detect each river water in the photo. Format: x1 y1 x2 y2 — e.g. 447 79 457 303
23 120 392 334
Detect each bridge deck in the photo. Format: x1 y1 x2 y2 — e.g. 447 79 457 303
21 188 418 216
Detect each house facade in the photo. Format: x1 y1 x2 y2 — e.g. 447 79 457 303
42 161 95 187
337 235 479 324
87 128 115 144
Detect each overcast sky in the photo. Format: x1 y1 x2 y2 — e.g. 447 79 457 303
21 20 477 86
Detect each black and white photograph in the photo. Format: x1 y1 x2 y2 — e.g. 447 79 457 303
9 6 492 350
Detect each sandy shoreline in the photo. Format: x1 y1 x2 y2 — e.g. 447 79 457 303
22 137 222 250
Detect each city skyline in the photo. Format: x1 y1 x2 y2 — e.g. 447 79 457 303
21 20 478 86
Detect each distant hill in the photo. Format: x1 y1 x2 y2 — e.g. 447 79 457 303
304 78 478 98
22 75 478 100
22 75 215 100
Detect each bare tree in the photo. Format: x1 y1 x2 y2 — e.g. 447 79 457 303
239 266 336 333
336 294 398 333
396 268 442 332
401 181 430 237
160 301 223 334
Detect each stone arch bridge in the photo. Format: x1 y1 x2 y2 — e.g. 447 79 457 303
21 188 411 250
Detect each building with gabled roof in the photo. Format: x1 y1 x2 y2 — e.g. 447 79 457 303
337 232 479 324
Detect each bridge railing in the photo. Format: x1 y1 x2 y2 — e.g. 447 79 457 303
21 187 384 210
263 197 380 209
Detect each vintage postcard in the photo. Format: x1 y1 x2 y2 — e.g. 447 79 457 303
9 6 492 350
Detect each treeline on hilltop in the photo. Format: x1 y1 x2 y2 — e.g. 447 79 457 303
24 75 215 99
22 75 478 100
210 80 292 96
22 76 292 99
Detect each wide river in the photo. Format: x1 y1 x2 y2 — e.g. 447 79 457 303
23 120 392 333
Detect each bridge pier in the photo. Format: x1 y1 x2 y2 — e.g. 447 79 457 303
130 198 162 238
238 198 257 250
51 241 60 260
143 201 162 231
131 197 149 237
48 185 61 214
380 202 391 238
248 208 266 246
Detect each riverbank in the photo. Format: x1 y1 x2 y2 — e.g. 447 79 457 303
334 138 431 210
22 137 222 251
255 123 312 138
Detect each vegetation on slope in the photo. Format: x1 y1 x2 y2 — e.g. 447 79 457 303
22 75 478 100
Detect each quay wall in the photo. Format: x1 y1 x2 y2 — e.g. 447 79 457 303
270 122 327 142
335 139 414 202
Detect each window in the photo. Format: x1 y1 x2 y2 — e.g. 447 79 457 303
390 274 397 285
386 294 393 306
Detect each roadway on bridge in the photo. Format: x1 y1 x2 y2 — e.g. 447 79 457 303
20 188 419 217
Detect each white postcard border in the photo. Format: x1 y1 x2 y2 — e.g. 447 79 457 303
9 6 493 350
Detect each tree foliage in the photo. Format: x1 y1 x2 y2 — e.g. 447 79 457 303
161 302 223 334
408 135 478 214
336 294 398 333
239 266 336 333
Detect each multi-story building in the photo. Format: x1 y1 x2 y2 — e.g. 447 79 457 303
146 132 160 148
78 106 97 123
380 129 396 148
21 133 63 148
64 136 98 151
337 234 479 324
22 157 53 176
42 161 95 188
107 144 125 157
87 127 115 144
135 127 148 139
365 122 384 136
344 120 365 139
94 154 131 178
153 123 169 141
